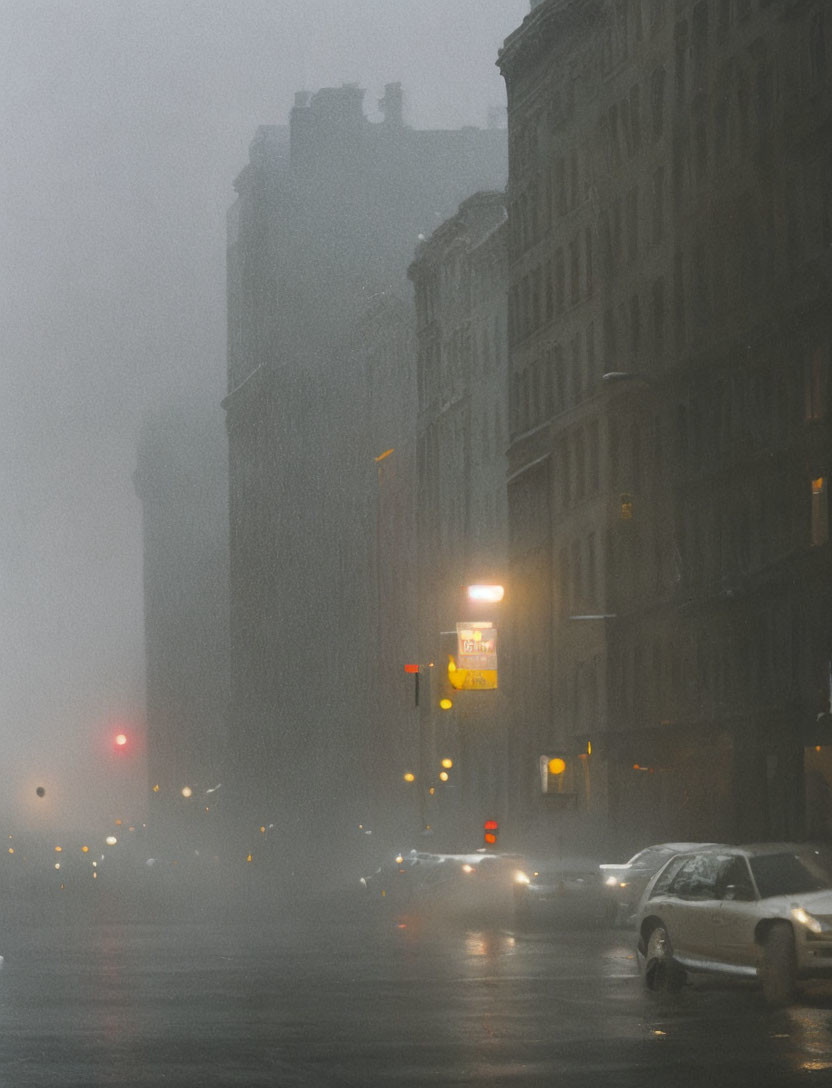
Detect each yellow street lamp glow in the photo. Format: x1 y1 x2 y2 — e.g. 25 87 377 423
181 786 193 798
441 758 453 769
403 772 415 783
439 771 449 782
81 845 89 853
467 584 505 603
548 757 566 776
439 698 453 710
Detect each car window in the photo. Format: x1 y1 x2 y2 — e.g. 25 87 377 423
715 856 756 901
749 852 832 898
630 846 674 868
648 855 688 898
667 853 722 900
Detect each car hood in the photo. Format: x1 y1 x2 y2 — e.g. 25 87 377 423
783 888 832 913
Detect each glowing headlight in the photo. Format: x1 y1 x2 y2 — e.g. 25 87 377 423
791 907 824 934
514 871 531 885
605 875 619 887
462 863 475 874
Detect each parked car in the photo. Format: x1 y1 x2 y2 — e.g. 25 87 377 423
600 842 722 925
513 857 612 928
636 843 832 1005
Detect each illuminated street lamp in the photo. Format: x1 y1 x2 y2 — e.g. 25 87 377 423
467 584 504 603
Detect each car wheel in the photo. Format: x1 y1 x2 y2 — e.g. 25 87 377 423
643 923 685 993
760 923 797 1007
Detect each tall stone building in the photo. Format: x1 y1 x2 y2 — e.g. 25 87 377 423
499 0 832 852
134 403 229 854
408 191 510 846
224 85 507 874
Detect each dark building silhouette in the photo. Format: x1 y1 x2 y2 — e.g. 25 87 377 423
499 0 832 852
134 404 229 855
224 85 507 874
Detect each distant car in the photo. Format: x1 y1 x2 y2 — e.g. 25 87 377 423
360 850 441 904
636 843 832 1005
363 849 525 919
600 843 722 925
513 857 611 928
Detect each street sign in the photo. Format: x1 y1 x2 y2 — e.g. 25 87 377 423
450 622 498 690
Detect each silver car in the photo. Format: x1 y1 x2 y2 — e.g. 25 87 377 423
600 842 721 925
636 843 832 1005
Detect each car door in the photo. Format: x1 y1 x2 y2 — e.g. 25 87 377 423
661 853 723 962
713 855 759 968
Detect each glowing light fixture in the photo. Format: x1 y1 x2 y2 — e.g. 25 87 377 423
467 584 504 603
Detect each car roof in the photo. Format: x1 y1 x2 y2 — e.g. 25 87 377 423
652 842 824 860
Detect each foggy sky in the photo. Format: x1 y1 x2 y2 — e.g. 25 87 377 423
0 0 527 830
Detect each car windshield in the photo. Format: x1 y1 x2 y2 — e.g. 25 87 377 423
630 846 676 868
749 852 832 898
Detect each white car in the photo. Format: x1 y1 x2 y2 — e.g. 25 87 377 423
600 842 721 925
636 843 832 1005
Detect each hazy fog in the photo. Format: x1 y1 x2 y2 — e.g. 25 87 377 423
0 1 527 830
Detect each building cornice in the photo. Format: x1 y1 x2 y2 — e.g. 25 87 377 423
497 0 602 79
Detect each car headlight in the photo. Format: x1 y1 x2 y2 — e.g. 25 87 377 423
514 871 530 885
462 864 475 874
791 907 824 934
605 875 620 887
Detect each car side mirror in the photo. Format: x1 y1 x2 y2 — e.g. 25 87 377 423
725 883 754 902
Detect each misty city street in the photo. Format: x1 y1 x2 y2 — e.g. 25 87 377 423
4 0 832 1083
2 900 832 1087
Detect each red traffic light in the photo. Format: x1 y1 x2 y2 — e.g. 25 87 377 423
484 819 499 846
403 664 419 674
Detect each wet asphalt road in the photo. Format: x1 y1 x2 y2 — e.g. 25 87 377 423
2 898 832 1086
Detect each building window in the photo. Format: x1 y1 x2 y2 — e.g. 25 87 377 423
806 345 828 421
810 12 827 84
811 476 829 546
585 226 594 296
554 345 566 411
570 238 580 304
651 67 666 141
571 335 583 400
652 277 665 357
692 2 708 86
588 420 600 492
630 294 641 358
604 309 617 369
555 248 565 314
629 84 641 153
652 166 665 245
626 187 639 263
